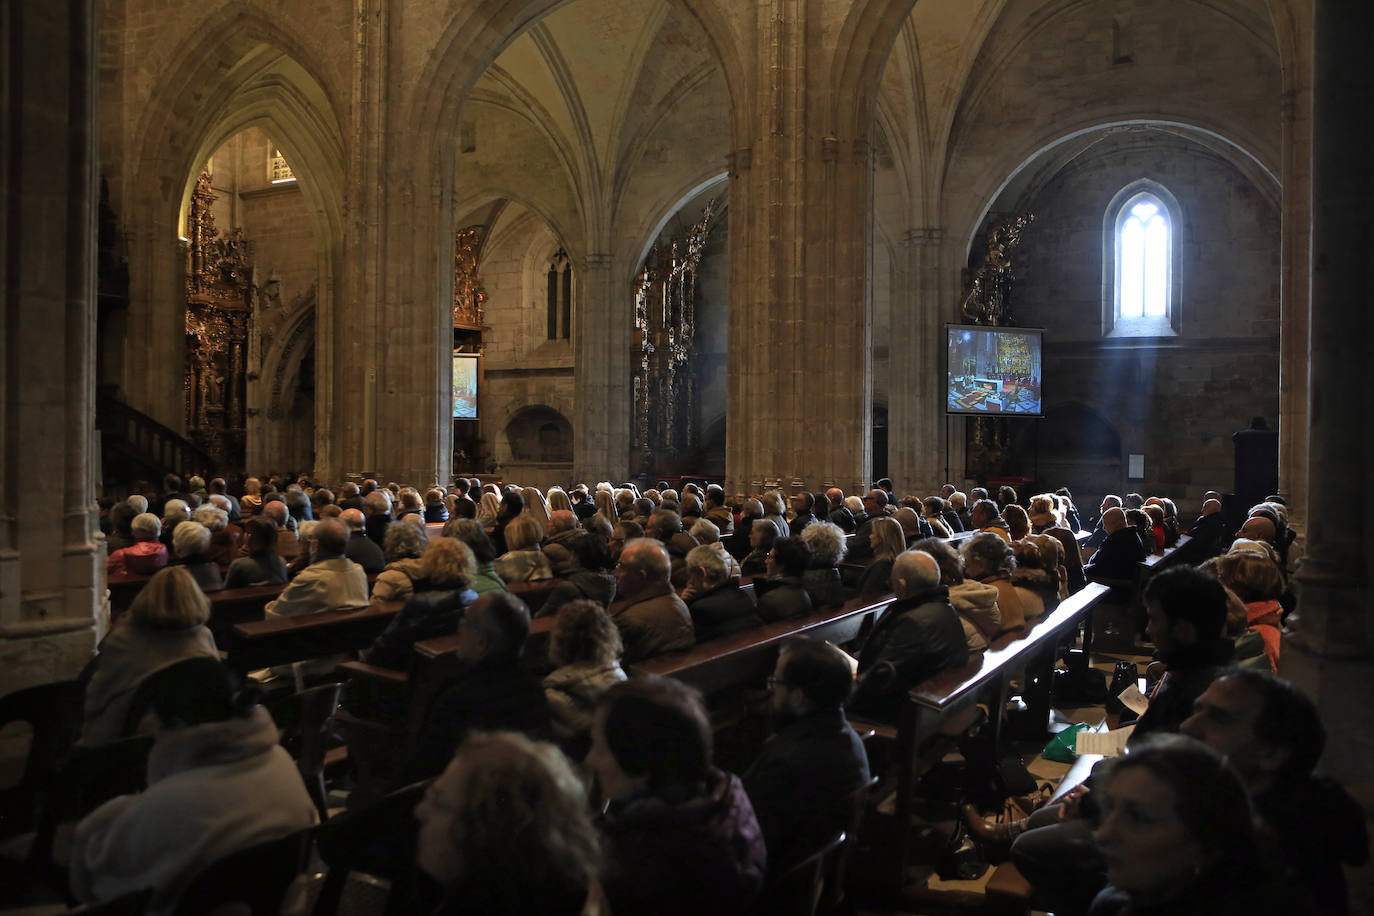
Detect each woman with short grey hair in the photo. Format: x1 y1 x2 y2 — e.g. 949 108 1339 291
370 521 429 606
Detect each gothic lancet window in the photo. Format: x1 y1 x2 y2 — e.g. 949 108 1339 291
547 249 572 340
1103 181 1181 337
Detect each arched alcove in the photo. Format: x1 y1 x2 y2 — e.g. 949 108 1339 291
120 15 347 477
628 179 729 481
506 406 574 461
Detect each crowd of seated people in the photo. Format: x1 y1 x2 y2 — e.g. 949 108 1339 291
71 471 1363 913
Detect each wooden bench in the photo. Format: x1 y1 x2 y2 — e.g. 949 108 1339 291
225 601 405 674
206 585 288 644
878 583 1111 893
630 593 896 702
1088 537 1192 650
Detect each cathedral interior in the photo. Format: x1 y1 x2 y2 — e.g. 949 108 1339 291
2 0 1371 908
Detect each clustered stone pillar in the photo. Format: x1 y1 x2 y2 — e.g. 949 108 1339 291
887 227 948 496
0 0 105 696
724 0 873 497
1284 0 1374 855
573 252 631 484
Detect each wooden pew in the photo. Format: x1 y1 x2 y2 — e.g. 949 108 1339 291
206 585 287 645
224 601 404 674
629 593 895 703
879 583 1111 893
1089 537 1192 650
107 574 152 614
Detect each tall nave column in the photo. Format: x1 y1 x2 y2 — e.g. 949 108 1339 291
1285 0 1374 826
0 0 105 697
887 228 951 496
724 0 874 497
574 253 631 483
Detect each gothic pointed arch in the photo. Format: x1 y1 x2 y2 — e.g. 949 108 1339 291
118 8 346 474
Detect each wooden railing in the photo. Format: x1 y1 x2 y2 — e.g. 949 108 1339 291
97 389 214 483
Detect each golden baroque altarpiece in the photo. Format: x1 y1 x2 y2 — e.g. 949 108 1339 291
184 170 254 469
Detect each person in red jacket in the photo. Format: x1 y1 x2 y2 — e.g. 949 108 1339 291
107 512 168 576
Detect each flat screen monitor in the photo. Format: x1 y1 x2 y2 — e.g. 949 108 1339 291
452 353 478 419
945 324 1043 417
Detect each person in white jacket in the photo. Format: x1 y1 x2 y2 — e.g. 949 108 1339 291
70 658 317 914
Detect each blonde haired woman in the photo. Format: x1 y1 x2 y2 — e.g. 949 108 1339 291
364 538 480 669
82 566 219 743
494 515 553 583
523 486 552 535
856 517 905 596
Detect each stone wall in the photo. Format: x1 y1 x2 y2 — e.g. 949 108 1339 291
986 130 1280 517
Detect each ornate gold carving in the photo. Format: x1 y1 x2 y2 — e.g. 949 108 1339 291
631 196 723 467
453 226 488 327
961 213 1034 327
184 169 254 469
961 213 1033 480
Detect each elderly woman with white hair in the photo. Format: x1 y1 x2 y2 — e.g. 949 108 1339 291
193 503 239 568
800 520 849 610
370 521 429 607
108 513 169 576
169 520 224 593
689 518 741 582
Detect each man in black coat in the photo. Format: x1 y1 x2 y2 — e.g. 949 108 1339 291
403 593 550 782
1172 497 1231 565
848 550 969 719
743 638 870 873
1083 507 1146 582
340 508 386 574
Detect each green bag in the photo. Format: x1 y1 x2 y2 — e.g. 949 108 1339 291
1041 723 1089 763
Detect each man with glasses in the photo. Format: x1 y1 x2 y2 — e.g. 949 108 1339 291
743 638 870 874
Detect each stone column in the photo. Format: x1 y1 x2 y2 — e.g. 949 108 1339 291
573 253 631 483
888 228 946 496
1276 8 1314 536
0 0 104 696
1284 0 1374 819
724 1 873 497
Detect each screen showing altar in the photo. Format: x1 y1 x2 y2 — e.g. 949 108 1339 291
452 353 478 419
945 325 1043 416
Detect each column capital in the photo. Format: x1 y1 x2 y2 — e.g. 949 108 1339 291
583 253 613 270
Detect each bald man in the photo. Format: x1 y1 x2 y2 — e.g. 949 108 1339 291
339 507 386 574
1083 506 1148 582
1174 497 1232 565
1083 494 1124 549
265 519 369 618
849 550 969 719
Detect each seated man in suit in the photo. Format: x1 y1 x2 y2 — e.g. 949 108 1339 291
264 519 368 617
744 638 870 873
